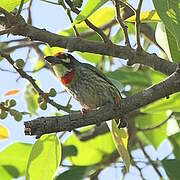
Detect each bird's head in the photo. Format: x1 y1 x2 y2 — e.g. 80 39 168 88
45 52 79 78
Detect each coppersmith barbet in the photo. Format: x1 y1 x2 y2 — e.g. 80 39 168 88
45 52 126 128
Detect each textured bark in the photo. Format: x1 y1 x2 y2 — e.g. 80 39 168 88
24 69 180 137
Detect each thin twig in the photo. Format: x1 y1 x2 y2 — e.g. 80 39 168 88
66 9 79 37
114 0 131 47
130 154 145 180
137 140 163 178
2 41 45 53
0 6 177 76
16 0 25 17
137 113 173 131
0 52 75 113
119 0 136 13
65 0 111 43
3 38 29 43
40 0 59 5
27 0 33 24
0 26 16 35
135 0 143 50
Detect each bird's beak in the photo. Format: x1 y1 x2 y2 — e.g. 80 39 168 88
44 56 61 65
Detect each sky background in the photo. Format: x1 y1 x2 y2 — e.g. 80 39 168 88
0 0 172 179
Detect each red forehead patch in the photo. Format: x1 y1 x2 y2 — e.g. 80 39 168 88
55 52 62 57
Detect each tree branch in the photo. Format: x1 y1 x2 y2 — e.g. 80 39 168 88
135 0 143 50
0 7 177 76
0 52 74 113
114 0 131 47
24 67 180 137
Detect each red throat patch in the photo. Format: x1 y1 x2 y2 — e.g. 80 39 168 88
60 70 75 85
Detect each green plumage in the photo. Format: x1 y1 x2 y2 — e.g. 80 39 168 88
45 53 121 110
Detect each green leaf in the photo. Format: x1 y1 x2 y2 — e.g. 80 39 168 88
77 52 102 64
0 0 29 12
0 143 32 176
0 124 8 140
111 120 130 171
56 166 93 180
126 10 160 23
62 145 77 161
153 0 180 49
162 159 180 180
73 0 83 8
64 128 116 165
0 166 12 180
169 132 180 159
141 93 180 114
73 0 108 25
136 113 168 149
111 23 134 44
155 22 180 62
24 84 39 115
59 27 102 41
106 68 151 90
25 134 61 180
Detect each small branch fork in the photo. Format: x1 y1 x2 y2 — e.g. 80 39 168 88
65 0 111 43
114 0 131 47
0 7 180 137
0 52 74 113
0 7 177 76
135 0 143 50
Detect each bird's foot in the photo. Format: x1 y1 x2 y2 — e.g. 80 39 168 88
81 108 88 117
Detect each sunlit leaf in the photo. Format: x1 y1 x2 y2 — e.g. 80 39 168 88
64 127 116 165
0 166 12 180
141 93 180 114
0 124 8 140
126 10 160 22
169 132 180 159
153 0 180 49
136 112 168 148
111 23 134 44
0 143 32 176
111 120 130 171
24 84 39 115
155 22 180 62
77 52 102 63
25 134 61 180
4 89 20 96
0 0 29 12
73 0 108 25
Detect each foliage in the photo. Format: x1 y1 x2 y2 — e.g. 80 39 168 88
0 0 180 179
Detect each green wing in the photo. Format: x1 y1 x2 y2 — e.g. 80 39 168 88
82 63 116 87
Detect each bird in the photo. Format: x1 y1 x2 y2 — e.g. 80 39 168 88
45 52 127 128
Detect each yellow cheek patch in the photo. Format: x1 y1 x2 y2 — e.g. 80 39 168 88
61 57 70 63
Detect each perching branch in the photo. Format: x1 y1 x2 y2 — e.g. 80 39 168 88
0 7 180 137
24 67 180 137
